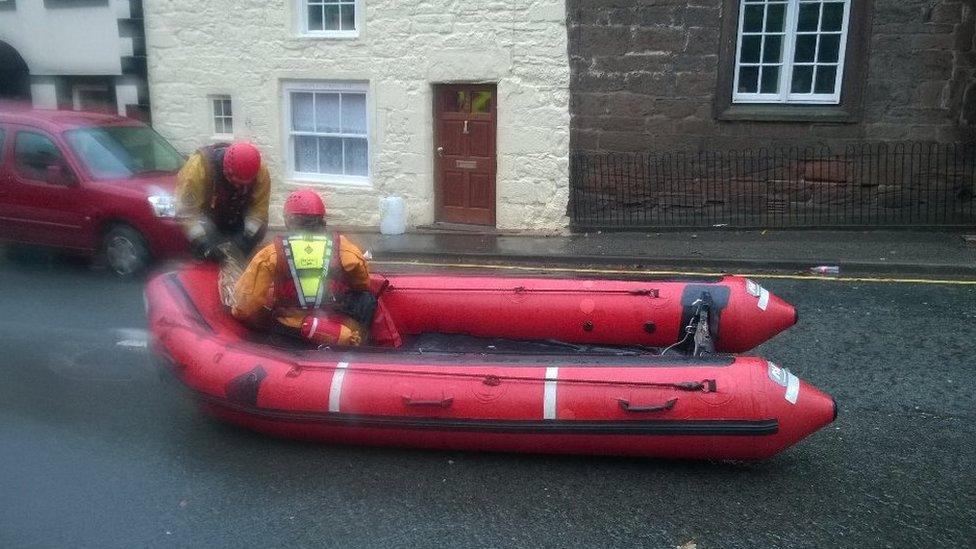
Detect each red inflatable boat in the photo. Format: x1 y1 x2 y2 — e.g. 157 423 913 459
147 265 833 461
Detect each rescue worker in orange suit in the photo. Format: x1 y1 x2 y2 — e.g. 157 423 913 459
176 141 270 307
231 189 374 347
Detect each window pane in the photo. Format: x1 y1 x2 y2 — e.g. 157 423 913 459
791 66 814 93
343 138 368 176
760 66 780 93
737 66 760 93
472 91 492 114
814 65 837 94
340 4 355 30
740 35 761 63
821 2 845 31
318 136 343 174
292 93 314 131
794 35 817 62
765 3 785 32
16 132 65 179
797 3 820 32
818 34 841 62
324 5 340 31
213 99 223 117
743 4 764 33
341 93 367 134
223 100 232 117
314 93 341 133
307 4 324 31
455 91 468 112
294 135 318 172
763 34 783 63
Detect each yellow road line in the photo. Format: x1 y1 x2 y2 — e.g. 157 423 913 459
373 259 976 286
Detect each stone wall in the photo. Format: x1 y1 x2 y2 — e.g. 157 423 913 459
568 0 976 153
146 0 570 230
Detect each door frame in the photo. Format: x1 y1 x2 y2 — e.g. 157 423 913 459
432 82 497 227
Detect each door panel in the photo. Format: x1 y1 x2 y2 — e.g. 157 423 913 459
468 173 492 209
434 84 496 226
6 127 91 248
442 171 467 207
0 126 13 240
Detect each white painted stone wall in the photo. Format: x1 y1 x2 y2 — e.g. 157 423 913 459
145 0 570 231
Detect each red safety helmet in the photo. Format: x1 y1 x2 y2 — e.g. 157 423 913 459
222 141 262 185
284 189 326 218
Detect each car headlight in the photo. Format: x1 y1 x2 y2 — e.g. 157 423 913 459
148 195 176 218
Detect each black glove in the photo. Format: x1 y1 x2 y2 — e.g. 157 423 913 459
191 235 224 261
230 231 260 256
334 290 379 327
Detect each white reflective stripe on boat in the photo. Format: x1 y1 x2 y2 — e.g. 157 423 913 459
785 371 800 404
758 287 770 311
544 367 559 420
329 362 350 413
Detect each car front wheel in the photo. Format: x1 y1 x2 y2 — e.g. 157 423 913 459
102 225 151 278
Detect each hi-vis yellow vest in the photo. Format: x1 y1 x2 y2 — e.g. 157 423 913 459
279 234 335 309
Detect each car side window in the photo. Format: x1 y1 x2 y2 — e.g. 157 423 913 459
15 131 66 180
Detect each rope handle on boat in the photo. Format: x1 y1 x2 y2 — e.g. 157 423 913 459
402 396 454 408
287 363 716 393
385 286 664 296
618 397 678 413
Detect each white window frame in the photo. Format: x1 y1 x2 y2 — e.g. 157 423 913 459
732 0 851 105
209 95 234 139
299 0 364 39
282 81 371 187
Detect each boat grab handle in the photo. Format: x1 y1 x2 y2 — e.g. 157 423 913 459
402 396 454 408
618 397 677 413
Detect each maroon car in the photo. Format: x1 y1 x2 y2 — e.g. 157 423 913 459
0 108 188 276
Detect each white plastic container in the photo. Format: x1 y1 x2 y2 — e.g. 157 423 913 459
379 196 406 235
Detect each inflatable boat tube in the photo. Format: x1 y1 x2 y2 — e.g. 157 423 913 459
146 266 834 461
375 272 797 353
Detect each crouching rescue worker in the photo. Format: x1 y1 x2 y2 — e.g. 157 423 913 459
175 141 270 306
230 189 375 347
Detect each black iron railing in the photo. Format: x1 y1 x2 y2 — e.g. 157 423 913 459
569 142 976 230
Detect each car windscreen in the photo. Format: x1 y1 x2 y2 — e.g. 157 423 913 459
64 125 184 181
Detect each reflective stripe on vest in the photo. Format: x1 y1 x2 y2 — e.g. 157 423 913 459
281 234 333 309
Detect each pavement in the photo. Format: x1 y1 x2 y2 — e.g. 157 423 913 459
339 228 976 279
1 248 975 548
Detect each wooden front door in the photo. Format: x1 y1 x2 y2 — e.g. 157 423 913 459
434 84 496 226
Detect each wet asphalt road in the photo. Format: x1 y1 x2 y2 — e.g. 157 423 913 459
0 250 974 549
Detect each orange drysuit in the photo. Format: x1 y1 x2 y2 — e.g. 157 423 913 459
231 234 370 345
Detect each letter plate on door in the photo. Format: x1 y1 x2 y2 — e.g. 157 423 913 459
455 160 477 170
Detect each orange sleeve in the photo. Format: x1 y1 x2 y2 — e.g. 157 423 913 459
338 235 371 291
231 243 277 325
175 152 215 242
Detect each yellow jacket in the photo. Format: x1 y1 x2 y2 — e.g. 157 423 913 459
175 150 271 242
231 235 371 330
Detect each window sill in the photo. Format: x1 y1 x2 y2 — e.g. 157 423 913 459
211 134 234 142
716 104 858 123
285 175 372 189
295 31 360 40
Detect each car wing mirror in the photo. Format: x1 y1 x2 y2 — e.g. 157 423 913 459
45 164 77 187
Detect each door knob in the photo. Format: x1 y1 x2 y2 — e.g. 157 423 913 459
437 147 444 157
